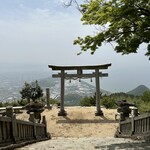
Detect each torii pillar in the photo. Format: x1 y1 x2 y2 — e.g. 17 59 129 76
95 69 103 116
58 69 67 116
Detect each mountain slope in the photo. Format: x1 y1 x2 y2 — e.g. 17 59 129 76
127 85 150 96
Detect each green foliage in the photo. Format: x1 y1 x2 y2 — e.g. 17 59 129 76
74 0 150 58
111 91 150 113
20 80 43 102
141 91 150 103
80 96 96 106
49 98 59 105
138 101 150 114
0 102 3 107
80 94 117 108
110 92 141 106
10 101 20 107
17 99 28 106
78 91 150 113
2 102 10 107
30 80 43 101
0 99 28 107
101 96 117 109
20 82 32 103
89 95 96 106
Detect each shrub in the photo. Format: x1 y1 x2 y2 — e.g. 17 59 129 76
3 102 10 107
10 101 20 107
49 98 59 105
80 96 95 106
141 91 150 103
138 101 150 114
17 99 28 106
0 102 3 107
101 96 117 109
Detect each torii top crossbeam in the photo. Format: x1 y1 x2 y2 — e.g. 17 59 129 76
48 64 111 70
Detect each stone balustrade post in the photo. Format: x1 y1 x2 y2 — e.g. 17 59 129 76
6 106 18 143
33 121 37 139
131 115 135 135
42 115 48 137
29 112 37 139
6 106 13 117
118 112 124 133
12 114 18 142
0 122 2 142
29 112 34 122
130 107 138 135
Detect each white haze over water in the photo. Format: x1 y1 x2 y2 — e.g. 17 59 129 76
0 0 149 93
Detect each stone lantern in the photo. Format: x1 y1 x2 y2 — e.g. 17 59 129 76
116 100 136 121
25 101 44 123
25 87 45 123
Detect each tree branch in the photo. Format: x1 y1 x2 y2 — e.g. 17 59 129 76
136 4 150 16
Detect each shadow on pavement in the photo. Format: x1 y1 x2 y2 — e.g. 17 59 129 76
95 141 150 150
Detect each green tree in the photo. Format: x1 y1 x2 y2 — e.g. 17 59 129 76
136 91 150 113
73 0 150 58
30 80 43 101
141 91 150 103
138 101 150 113
17 99 28 106
20 82 32 103
0 102 3 107
49 98 59 105
101 96 116 109
89 93 96 106
80 96 95 106
20 81 43 102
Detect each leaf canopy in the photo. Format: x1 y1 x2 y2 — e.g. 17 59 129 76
73 0 150 58
20 81 43 102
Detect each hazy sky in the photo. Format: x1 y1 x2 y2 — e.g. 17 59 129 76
0 0 149 92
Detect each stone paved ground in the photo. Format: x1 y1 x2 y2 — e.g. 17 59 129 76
16 137 150 150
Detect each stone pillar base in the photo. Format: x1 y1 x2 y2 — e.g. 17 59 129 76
95 110 104 116
58 110 67 116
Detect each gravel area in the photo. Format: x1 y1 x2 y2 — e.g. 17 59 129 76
16 107 150 150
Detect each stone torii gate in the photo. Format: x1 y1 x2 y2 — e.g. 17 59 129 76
48 64 111 116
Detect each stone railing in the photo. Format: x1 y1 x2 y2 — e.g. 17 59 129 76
0 106 50 149
116 112 150 142
0 106 24 115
